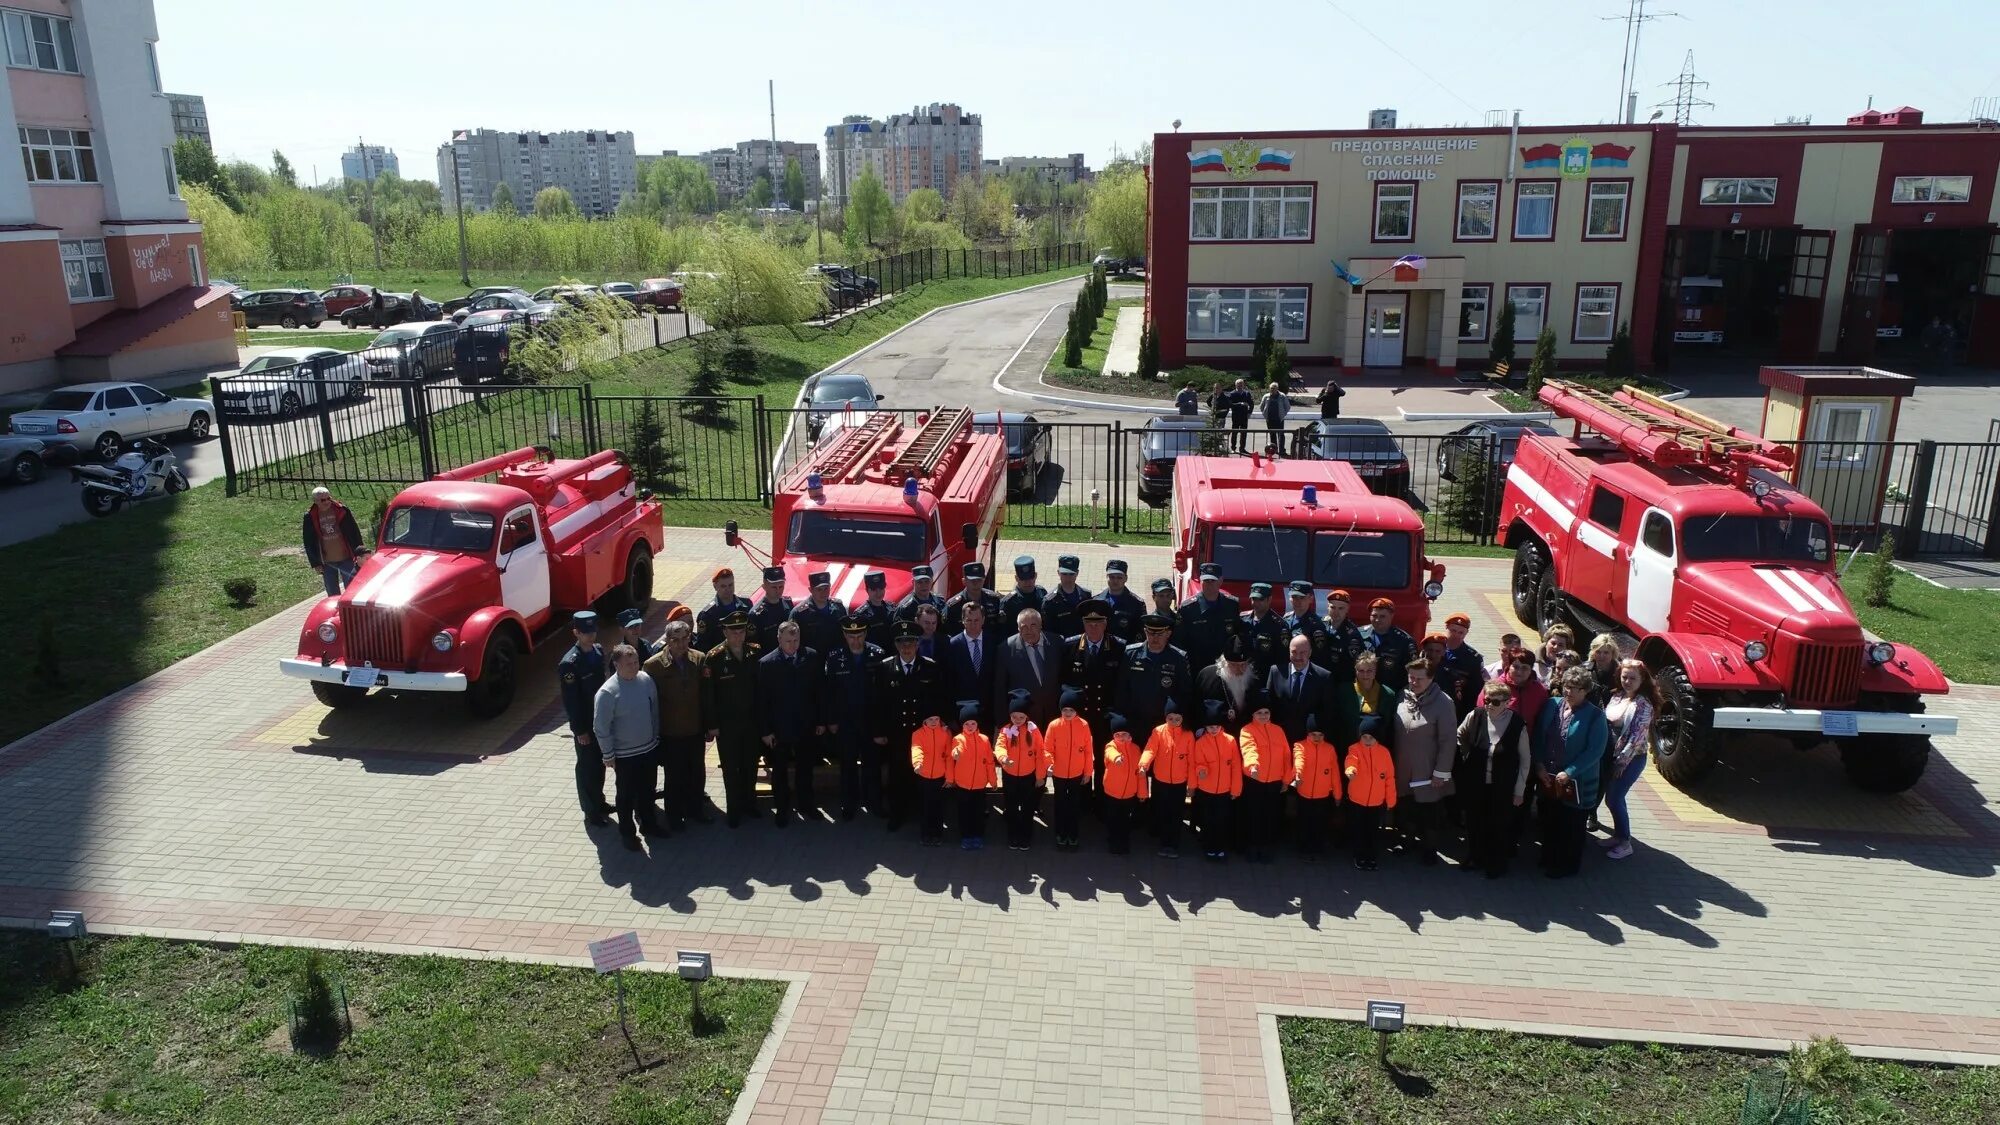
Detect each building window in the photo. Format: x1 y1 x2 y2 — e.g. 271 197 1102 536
1186 286 1310 341
1573 284 1619 342
1584 181 1629 239
1504 284 1548 341
1698 177 1779 205
60 239 111 302
1813 402 1879 467
3 8 78 73
1890 175 1972 204
1373 183 1415 241
144 41 161 92
18 127 97 183
187 245 203 286
1513 182 1556 240
1190 184 1312 241
1454 181 1498 241
1458 284 1491 342
163 146 178 197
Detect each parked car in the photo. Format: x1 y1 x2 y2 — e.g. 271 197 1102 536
318 284 378 318
238 289 327 329
1435 419 1559 482
532 284 604 308
213 280 248 309
599 282 643 313
803 372 883 440
1300 418 1411 497
1137 414 1208 507
449 289 557 327
7 382 213 462
637 277 684 311
441 286 527 317
1092 248 1145 275
218 348 368 418
454 309 528 385
363 321 458 380
972 411 1052 499
814 264 880 298
339 292 412 328
1 433 48 484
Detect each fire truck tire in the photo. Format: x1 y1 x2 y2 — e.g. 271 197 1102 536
466 632 520 719
310 682 367 709
609 542 654 613
1650 662 1720 788
1840 735 1931 793
1534 565 1574 638
1511 541 1548 624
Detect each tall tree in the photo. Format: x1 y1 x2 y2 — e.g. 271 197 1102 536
1084 164 1146 259
490 180 515 213
903 187 945 225
224 160 270 201
948 175 985 238
683 224 828 330
647 156 716 216
746 172 774 209
848 166 891 248
171 137 236 209
271 149 297 189
533 185 578 219
782 157 805 211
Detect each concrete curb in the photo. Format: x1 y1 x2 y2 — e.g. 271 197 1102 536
1399 408 1558 422
990 302 1164 416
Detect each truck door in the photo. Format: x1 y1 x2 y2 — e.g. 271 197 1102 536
1627 507 1675 635
1568 483 1630 617
497 505 552 626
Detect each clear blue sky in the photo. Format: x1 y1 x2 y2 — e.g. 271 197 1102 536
156 0 2000 186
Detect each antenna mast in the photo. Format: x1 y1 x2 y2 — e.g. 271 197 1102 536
1653 50 1714 126
1603 0 1680 122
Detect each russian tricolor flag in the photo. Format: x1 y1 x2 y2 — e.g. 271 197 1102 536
1255 147 1294 171
1189 148 1226 173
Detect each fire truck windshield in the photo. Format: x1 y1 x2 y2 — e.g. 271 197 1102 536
1210 527 1411 589
787 511 927 563
1682 514 1832 564
382 506 496 552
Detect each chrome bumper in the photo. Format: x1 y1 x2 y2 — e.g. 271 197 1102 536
279 657 468 693
1710 707 1957 738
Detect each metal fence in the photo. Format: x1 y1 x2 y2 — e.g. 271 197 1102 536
841 244 1087 303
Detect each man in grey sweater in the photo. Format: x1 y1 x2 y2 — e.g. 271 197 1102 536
594 644 663 849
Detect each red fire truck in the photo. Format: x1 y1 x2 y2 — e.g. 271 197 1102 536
726 407 1007 604
1170 453 1446 632
281 446 664 717
1499 381 1955 793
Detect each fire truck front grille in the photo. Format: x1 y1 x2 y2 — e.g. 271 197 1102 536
1791 642 1862 709
343 604 405 668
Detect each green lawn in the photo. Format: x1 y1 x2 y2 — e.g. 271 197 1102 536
1281 1018 1998 1125
1044 296 1141 380
1841 555 2000 685
0 932 781 1125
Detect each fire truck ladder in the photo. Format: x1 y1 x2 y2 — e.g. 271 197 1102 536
885 406 972 480
811 410 901 483
1546 380 1795 474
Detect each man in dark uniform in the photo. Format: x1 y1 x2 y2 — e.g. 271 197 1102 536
1284 580 1330 668
748 566 794 653
1100 559 1146 645
700 612 762 827
1114 612 1192 742
615 608 657 662
893 564 947 625
1321 588 1367 686
1174 563 1242 672
1363 595 1417 694
789 570 845 658
1060 598 1124 788
558 611 612 825
1148 577 1179 624
852 570 898 651
1439 611 1488 719
994 555 1045 646
757 621 821 824
1042 554 1090 641
942 561 1001 639
874 620 946 832
1239 582 1290 680
820 615 882 820
695 567 754 652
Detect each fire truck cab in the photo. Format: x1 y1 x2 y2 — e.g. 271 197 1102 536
729 407 1007 604
1673 276 1727 345
1170 454 1445 631
1499 381 1955 793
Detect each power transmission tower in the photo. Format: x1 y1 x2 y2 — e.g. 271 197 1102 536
1653 50 1714 126
1603 0 1681 122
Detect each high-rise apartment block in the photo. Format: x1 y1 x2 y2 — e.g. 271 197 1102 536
341 143 397 183
437 127 638 216
825 103 980 206
164 92 207 146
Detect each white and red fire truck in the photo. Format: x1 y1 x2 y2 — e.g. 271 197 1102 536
282 446 664 717
726 407 1007 603
1499 381 1955 792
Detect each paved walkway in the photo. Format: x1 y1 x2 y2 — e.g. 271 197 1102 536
3 529 1998 1123
1103 306 1144 377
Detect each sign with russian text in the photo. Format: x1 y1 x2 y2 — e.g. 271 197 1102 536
1330 137 1480 181
589 931 645 974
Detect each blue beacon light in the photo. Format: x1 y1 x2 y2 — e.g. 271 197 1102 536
1301 484 1318 507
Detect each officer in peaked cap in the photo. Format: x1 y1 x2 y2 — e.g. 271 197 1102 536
820 615 884 819
873 617 946 831
1100 558 1146 644
852 569 899 651
1148 577 1179 628
994 554 1045 645
747 565 794 653
943 559 1001 640
1239 582 1289 679
1115 610 1190 740
1060 596 1124 795
894 563 948 627
1284 579 1331 668
615 607 657 662
789 569 845 657
558 609 613 826
1175 561 1243 671
701 609 762 826
1043 554 1091 641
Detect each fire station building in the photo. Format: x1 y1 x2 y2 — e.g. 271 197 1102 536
1145 111 2000 374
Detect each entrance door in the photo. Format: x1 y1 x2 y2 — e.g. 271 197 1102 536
497 505 552 626
1837 227 1890 362
1628 507 1676 635
1778 229 1832 362
1363 293 1406 366
1969 229 2000 367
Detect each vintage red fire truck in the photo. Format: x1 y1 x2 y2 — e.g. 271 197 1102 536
1499 381 1956 792
726 407 1007 603
281 446 664 716
1170 453 1447 633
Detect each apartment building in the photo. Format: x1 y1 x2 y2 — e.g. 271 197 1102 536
341 143 397 183
823 115 886 208
997 153 1091 186
735 138 820 203
437 127 638 216
164 91 206 146
3 0 233 393
883 103 981 203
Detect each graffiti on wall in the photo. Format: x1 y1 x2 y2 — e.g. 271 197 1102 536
130 235 175 285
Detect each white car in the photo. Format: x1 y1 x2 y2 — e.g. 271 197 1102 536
217 347 368 419
7 381 213 463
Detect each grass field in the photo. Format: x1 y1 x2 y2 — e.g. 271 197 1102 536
1842 554 2000 685
0 932 781 1125
1281 1018 1998 1125
1043 296 1141 381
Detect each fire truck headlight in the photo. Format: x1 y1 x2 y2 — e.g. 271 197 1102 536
1423 581 1443 600
432 631 455 653
316 621 337 644
1751 479 1773 498
1743 640 1768 663
1866 641 1895 666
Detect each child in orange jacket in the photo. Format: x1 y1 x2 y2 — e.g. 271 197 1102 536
1046 687 1095 852
1100 712 1148 856
996 688 1049 851
948 700 996 850
1140 700 1194 858
1291 711 1343 860
1190 700 1244 861
910 714 954 847
1344 714 1398 870
1236 703 1293 863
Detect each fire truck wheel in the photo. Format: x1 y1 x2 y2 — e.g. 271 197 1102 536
1840 735 1931 793
466 632 520 719
609 542 653 613
310 682 367 709
1534 565 1573 638
1511 541 1548 625
1650 662 1720 788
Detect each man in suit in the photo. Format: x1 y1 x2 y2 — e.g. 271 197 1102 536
756 621 821 824
995 606 1062 730
874 620 945 832
1265 634 1331 744
945 600 1000 731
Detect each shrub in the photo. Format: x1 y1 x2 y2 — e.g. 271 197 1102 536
1864 534 1897 608
223 577 258 607
1490 300 1517 370
1527 327 1558 397
1062 303 1084 368
1249 315 1274 385
1604 320 1635 383
292 951 344 1051
1172 365 1237 394
1136 322 1160 380
1267 338 1291 394
626 398 680 493
722 339 759 383
32 618 60 689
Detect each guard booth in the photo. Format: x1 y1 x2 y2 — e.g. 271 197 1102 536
1758 365 1916 535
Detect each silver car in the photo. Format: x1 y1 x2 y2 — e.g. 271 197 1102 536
7 381 213 463
1 433 48 484
217 347 368 418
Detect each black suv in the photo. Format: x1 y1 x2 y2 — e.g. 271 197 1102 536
238 289 326 328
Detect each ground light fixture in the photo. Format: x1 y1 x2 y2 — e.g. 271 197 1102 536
1365 998 1406 1069
47 910 86 980
678 950 715 1031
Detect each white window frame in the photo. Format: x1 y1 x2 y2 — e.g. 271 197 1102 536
59 238 112 303
3 8 79 73
1505 284 1548 342
1812 403 1880 468
187 245 203 286
1457 284 1491 342
1890 175 1972 204
1573 284 1619 342
1698 177 1779 205
1186 286 1310 341
1190 184 1313 241
18 126 97 183
144 41 162 92
163 146 179 197
1455 181 1498 241
1513 181 1556 239
1373 183 1415 241
1584 181 1630 240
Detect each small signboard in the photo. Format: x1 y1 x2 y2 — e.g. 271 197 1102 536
1820 711 1861 738
589 931 645 974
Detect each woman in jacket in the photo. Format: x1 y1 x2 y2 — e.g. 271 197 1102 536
1599 658 1657 860
1454 681 1532 878
1334 653 1399 752
1393 659 1458 865
1583 633 1623 830
1534 667 1607 878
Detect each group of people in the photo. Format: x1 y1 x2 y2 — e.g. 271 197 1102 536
558 553 1658 878
1173 377 1347 454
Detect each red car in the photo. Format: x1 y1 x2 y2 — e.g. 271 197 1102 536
637 277 683 311
320 284 378 318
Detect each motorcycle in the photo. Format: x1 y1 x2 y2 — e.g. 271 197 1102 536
74 437 189 517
